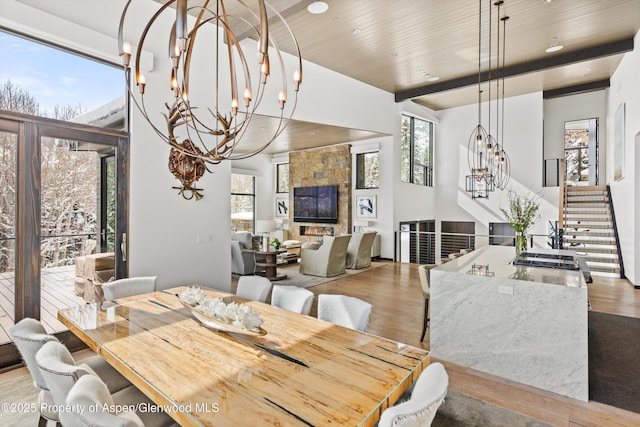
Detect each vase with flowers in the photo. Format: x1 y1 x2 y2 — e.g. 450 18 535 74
500 189 540 255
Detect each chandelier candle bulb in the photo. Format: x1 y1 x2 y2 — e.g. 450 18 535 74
118 0 303 200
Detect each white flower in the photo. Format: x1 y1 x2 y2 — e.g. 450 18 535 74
188 294 263 332
178 286 205 306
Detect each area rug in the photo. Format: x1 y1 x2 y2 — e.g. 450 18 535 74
267 261 383 289
0 374 41 426
433 390 553 427
588 311 640 414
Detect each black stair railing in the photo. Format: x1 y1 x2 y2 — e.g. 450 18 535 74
606 185 624 278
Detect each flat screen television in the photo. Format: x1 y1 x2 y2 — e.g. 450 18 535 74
293 185 338 223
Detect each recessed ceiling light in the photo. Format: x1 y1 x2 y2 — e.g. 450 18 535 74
307 1 329 14
351 28 362 35
426 75 440 82
390 52 398 57
545 37 563 53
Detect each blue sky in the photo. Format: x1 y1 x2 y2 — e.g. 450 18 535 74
0 31 124 114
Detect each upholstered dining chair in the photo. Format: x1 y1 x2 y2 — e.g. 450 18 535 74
59 375 144 427
378 362 449 427
38 342 176 427
236 275 273 303
10 318 130 427
419 264 438 342
102 276 157 301
317 294 372 332
271 285 314 315
9 318 61 427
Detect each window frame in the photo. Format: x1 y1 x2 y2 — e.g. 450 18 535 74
230 173 256 233
355 151 380 190
401 114 434 187
276 163 289 193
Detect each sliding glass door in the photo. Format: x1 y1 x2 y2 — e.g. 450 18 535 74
0 112 128 368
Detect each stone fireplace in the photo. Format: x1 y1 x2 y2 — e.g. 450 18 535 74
289 145 352 242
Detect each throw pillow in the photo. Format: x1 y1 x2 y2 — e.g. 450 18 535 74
302 241 321 250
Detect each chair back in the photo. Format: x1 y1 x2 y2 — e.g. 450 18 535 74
237 276 273 303
318 294 372 331
378 362 449 427
9 318 59 390
36 341 96 408
346 232 377 269
271 285 314 315
418 264 437 298
102 276 157 301
59 375 144 427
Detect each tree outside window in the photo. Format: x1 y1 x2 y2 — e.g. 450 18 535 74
356 152 379 189
401 114 433 186
231 174 255 233
276 163 289 193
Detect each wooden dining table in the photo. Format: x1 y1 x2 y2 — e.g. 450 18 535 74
58 286 430 426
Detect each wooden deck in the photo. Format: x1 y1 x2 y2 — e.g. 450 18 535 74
0 265 84 344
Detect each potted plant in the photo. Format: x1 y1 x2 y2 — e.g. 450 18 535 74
500 189 540 255
271 238 281 251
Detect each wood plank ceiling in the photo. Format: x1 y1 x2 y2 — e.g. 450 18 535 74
156 0 640 154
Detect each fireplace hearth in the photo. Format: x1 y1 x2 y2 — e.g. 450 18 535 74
300 226 334 236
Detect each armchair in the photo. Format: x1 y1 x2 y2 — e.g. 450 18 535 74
231 231 260 275
346 231 377 269
299 235 352 277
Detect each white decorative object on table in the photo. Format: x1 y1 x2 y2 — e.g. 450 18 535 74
178 287 266 335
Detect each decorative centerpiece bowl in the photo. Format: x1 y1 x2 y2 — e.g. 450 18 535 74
178 286 267 336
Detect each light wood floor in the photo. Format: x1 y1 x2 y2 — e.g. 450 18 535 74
3 262 640 426
0 266 84 344
293 262 640 427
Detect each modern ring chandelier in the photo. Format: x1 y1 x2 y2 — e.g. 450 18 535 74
118 0 303 200
466 0 511 199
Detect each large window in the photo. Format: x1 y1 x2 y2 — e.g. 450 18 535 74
356 152 379 189
401 115 433 186
231 174 255 233
276 163 289 193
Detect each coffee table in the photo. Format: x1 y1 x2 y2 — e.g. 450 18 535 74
255 249 287 281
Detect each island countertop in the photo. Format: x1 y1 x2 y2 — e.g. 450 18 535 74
434 245 587 288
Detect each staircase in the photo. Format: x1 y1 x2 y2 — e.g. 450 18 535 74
561 185 623 277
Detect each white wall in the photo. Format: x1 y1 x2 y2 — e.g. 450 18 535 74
607 30 640 286
543 90 608 183
435 93 556 242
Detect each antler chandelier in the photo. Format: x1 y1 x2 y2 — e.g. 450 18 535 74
118 0 302 200
466 0 510 199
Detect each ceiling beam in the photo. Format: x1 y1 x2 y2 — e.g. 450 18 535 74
395 37 634 102
543 79 610 99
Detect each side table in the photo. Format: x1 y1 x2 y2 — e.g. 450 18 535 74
255 250 287 281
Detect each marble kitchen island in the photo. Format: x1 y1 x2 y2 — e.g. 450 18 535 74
430 246 588 401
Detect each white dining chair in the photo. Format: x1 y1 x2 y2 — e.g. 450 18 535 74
60 374 178 427
317 294 372 332
102 276 157 301
419 264 438 342
10 318 130 427
60 375 144 427
236 276 272 303
36 341 176 427
271 285 314 315
378 362 449 427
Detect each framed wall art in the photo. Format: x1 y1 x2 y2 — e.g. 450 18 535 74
356 195 377 218
614 103 625 181
275 197 289 217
